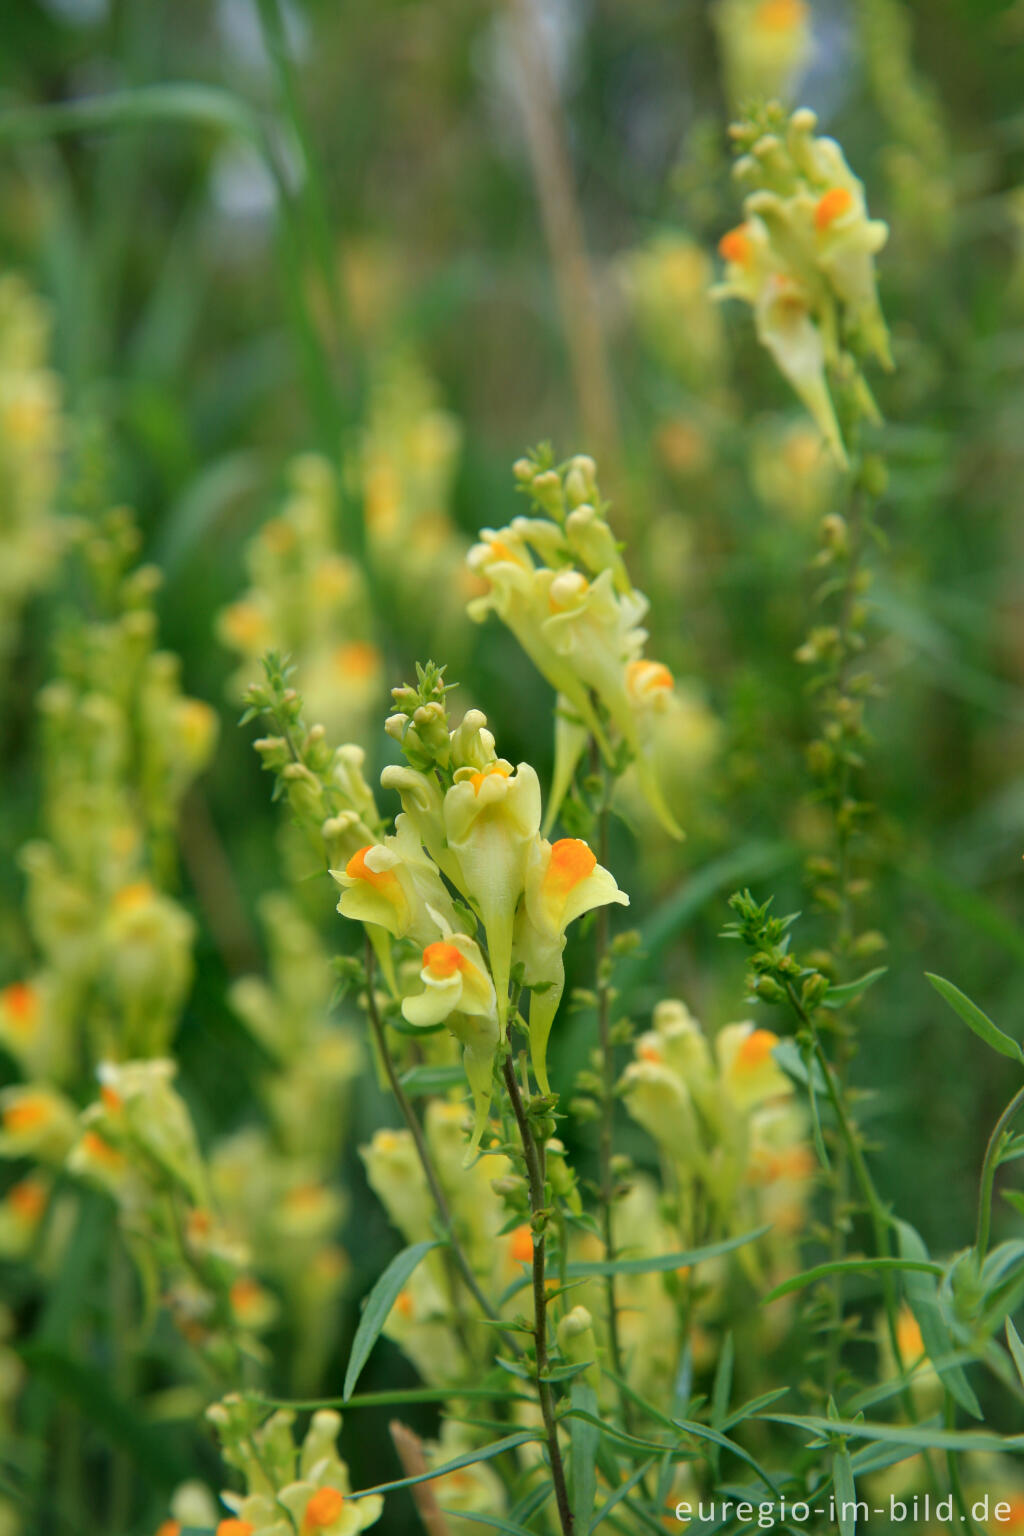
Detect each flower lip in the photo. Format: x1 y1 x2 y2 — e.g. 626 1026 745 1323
718 225 753 266
814 186 854 232
304 1488 345 1530
344 845 396 889
468 762 510 795
8 1178 46 1221
2 981 37 1030
626 658 674 702
545 838 598 896
755 0 807 30
734 1027 779 1071
421 941 467 980
510 1224 534 1264
3 1095 52 1133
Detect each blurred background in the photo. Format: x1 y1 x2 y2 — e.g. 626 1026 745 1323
1 0 1023 1529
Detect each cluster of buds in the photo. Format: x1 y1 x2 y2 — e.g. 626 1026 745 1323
0 509 217 1302
620 999 811 1243
244 652 384 878
467 448 682 837
711 0 813 112
219 455 383 746
206 1397 383 1535
714 106 892 465
11 510 215 1064
333 663 628 1118
0 272 68 663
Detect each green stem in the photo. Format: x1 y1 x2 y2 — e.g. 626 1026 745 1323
785 985 907 1384
976 1082 1024 1260
945 1391 982 1536
500 1048 574 1536
594 798 628 1421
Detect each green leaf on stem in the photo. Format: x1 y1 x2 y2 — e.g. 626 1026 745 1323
1006 1318 1024 1391
762 1256 943 1304
820 967 888 1010
569 1380 599 1528
762 1411 1016 1452
833 1443 858 1536
896 1221 982 1419
348 1431 540 1499
342 1239 442 1401
925 974 1024 1063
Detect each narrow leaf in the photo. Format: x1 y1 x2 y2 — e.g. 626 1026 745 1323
896 1221 982 1419
569 1381 599 1529
343 1240 442 1401
833 1445 858 1536
709 1332 733 1479
821 967 888 1010
0 85 258 145
1007 1319 1024 1393
566 1227 769 1280
761 1411 1021 1453
349 1431 539 1499
763 1257 943 1305
589 1458 658 1535
439 1512 543 1536
925 974 1024 1063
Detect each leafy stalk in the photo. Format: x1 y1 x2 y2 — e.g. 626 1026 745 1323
499 1044 574 1536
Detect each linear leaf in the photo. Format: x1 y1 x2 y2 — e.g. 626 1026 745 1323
0 85 258 145
570 1381 599 1529
343 1239 442 1401
589 1458 658 1535
761 1411 1021 1453
709 1332 733 1479
251 1384 530 1411
925 974 1024 1063
833 1445 857 1536
896 1220 982 1419
349 1432 540 1499
763 1257 943 1304
671 1418 781 1497
821 967 888 1011
566 1227 769 1280
1006 1319 1024 1391
439 1511 543 1536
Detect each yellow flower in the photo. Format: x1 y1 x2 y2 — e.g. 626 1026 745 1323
402 936 499 1156
402 937 496 1029
515 838 628 1093
443 760 542 1021
716 1023 791 1109
331 815 459 946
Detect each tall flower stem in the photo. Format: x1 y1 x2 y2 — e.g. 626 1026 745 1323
785 982 907 1383
800 447 888 1396
594 798 629 1422
363 938 520 1359
500 1047 574 1536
